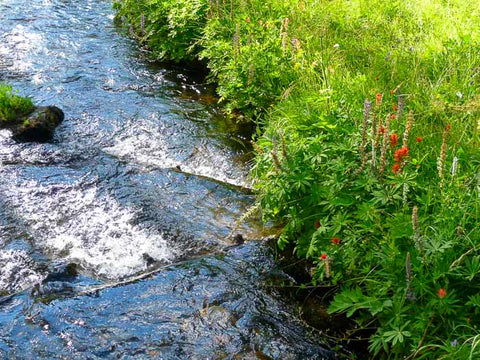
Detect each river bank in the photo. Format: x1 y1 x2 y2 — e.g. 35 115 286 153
114 0 480 358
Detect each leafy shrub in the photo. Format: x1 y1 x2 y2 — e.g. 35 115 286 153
254 90 480 357
248 1 480 357
199 14 297 117
113 0 208 62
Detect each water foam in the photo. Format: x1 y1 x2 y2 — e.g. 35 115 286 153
2 176 173 279
0 249 43 293
103 118 251 188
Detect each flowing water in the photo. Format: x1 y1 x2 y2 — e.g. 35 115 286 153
0 1 336 358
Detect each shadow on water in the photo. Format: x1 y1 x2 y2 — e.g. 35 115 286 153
0 0 340 358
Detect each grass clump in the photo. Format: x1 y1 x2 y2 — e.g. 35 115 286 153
0 84 34 123
115 0 480 358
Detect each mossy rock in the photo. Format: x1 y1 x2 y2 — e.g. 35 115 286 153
4 106 64 142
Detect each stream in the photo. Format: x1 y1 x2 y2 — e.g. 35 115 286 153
0 1 335 358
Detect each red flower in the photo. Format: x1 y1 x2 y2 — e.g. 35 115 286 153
246 16 251 23
446 123 451 132
390 89 395 95
416 136 423 142
390 133 399 147
331 237 341 245
379 126 386 134
392 164 401 174
391 114 396 120
315 220 321 230
375 93 382 106
320 253 327 260
392 104 398 111
438 288 447 299
394 146 409 163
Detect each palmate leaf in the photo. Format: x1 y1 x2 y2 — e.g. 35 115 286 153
424 235 454 256
466 293 480 314
328 287 392 318
463 256 480 281
382 322 412 347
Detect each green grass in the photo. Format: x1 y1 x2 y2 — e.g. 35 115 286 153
0 84 34 123
114 0 480 358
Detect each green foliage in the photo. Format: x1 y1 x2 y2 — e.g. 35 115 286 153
114 0 480 358
199 14 297 117
0 84 34 123
113 0 208 62
248 1 480 357
328 287 393 318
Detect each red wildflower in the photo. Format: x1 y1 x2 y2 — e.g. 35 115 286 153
315 220 321 230
379 126 386 134
375 93 382 106
393 103 398 111
394 146 409 163
390 89 395 95
416 136 423 142
320 254 327 260
438 288 447 299
331 237 341 245
392 164 401 174
446 123 451 132
390 133 399 147
391 114 396 120
246 16 251 23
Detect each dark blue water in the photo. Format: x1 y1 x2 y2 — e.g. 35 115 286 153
0 1 335 358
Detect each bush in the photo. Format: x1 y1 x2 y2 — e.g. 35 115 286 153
113 0 209 62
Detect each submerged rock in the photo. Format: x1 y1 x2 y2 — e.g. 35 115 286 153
233 233 245 245
6 106 64 142
143 253 158 268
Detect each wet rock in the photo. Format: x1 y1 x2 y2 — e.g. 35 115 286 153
143 253 158 268
44 262 79 282
222 234 245 253
32 281 75 304
8 106 64 142
233 233 245 245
